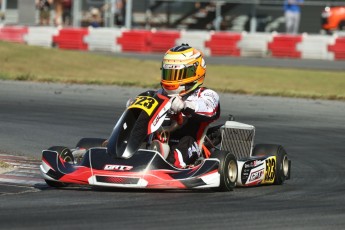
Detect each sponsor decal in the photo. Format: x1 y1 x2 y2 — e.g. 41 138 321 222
104 164 133 171
241 160 264 184
152 107 168 127
187 142 200 158
163 64 183 69
244 160 259 168
152 116 160 127
248 169 264 182
264 157 276 183
128 96 158 116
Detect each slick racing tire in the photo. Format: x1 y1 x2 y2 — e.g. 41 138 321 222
76 138 107 149
48 146 74 163
252 144 289 185
44 146 74 188
211 150 238 192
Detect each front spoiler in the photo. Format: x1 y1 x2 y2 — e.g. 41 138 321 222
40 148 221 189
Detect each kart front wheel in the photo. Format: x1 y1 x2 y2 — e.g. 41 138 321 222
44 146 73 188
48 146 74 163
76 138 107 149
252 144 290 185
211 150 238 192
44 179 67 188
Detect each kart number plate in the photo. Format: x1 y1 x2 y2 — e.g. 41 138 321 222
264 156 276 183
128 96 159 116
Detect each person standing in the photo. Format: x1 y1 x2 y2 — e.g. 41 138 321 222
284 0 304 34
0 0 4 22
62 0 72 26
36 0 53 26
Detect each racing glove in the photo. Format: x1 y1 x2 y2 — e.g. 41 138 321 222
170 95 185 113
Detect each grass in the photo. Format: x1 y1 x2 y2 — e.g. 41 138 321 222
0 160 14 174
1 41 345 100
0 160 11 168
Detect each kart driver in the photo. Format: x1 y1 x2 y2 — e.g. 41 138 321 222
157 44 220 168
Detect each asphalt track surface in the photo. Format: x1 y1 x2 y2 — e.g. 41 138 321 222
1 79 345 230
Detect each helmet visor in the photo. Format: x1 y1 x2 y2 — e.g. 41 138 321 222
161 64 196 81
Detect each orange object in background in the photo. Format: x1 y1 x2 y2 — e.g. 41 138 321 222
321 6 345 33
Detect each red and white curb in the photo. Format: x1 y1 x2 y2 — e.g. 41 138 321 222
0 154 44 185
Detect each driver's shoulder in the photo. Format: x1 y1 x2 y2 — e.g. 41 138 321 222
196 87 219 99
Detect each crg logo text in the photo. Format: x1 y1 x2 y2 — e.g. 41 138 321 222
249 169 264 182
104 164 133 171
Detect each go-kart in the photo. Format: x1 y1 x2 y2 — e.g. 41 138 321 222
40 92 291 191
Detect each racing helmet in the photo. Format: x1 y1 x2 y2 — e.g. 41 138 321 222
161 44 206 96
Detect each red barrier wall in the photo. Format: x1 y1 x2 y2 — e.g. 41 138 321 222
268 35 302 58
205 32 241 56
53 28 89 50
328 37 345 60
150 31 180 53
1 25 344 61
117 30 151 52
0 26 28 43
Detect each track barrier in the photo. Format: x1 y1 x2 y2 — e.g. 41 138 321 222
117 30 152 52
150 30 180 53
205 32 241 56
268 34 302 58
53 28 89 50
0 26 344 61
328 37 345 60
0 26 28 43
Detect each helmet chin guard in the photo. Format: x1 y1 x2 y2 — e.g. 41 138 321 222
162 85 185 97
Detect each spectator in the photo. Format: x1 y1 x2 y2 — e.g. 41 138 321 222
62 0 72 26
0 0 4 21
114 0 126 26
36 0 53 26
54 0 64 27
102 0 125 26
115 0 126 26
88 7 102 28
284 0 304 34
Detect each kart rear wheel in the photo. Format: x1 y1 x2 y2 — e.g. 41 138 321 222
211 150 238 192
76 138 107 149
252 144 289 185
44 146 74 188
